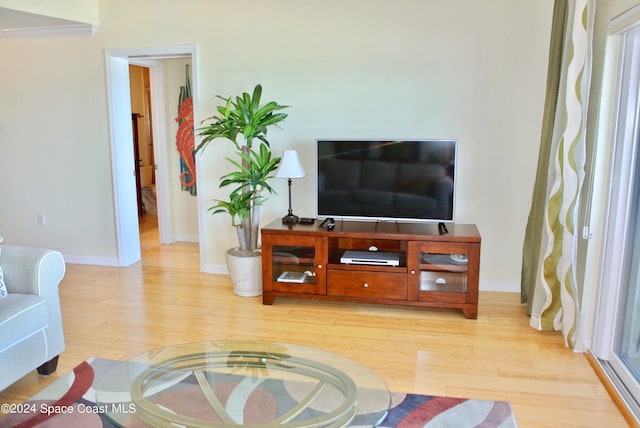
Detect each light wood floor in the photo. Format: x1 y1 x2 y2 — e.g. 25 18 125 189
0 216 631 427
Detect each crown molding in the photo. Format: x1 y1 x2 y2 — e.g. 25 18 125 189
610 3 640 35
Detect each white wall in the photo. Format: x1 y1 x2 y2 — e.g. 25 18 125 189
0 1 554 291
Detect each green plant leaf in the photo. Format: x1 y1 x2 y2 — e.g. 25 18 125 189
196 84 289 251
251 84 262 111
208 191 252 226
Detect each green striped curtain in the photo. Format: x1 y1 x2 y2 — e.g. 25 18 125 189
521 0 594 350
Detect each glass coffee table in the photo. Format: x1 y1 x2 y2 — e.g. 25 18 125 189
96 341 391 427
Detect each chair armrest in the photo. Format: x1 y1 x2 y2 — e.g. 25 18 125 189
0 246 65 296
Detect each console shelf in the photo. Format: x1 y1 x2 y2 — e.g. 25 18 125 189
261 219 480 319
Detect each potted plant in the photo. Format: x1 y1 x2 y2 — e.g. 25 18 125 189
197 84 288 296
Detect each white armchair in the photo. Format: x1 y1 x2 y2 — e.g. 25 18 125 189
0 245 66 391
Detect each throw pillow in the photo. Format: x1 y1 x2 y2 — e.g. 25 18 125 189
0 238 5 298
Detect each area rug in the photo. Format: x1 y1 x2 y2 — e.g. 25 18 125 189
0 358 517 427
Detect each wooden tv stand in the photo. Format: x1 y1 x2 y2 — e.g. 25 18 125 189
261 219 480 319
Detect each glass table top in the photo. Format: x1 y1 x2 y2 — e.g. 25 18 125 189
96 341 391 427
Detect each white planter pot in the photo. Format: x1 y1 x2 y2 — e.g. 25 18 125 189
225 248 263 297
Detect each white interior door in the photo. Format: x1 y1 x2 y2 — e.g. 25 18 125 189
104 53 141 266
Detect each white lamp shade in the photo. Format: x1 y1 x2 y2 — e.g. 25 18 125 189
276 150 306 179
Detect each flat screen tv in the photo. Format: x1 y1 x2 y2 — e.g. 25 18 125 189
316 139 457 223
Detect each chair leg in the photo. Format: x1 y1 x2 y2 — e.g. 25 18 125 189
37 355 60 376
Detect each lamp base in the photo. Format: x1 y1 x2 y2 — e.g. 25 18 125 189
282 214 299 224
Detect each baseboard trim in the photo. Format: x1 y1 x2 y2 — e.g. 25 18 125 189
479 281 518 293
585 351 640 428
63 255 121 266
175 234 199 243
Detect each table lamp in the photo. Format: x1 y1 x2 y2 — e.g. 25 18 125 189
275 150 306 224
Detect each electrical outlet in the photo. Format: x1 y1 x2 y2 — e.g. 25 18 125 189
38 213 46 225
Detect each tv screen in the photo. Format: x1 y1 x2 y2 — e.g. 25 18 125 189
317 139 457 222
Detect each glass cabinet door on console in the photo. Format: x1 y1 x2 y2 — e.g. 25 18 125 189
407 241 479 312
262 235 327 295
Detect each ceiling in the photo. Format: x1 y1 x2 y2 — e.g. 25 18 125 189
0 7 95 38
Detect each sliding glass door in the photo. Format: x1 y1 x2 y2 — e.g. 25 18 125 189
609 129 640 409
593 21 640 420
618 189 640 382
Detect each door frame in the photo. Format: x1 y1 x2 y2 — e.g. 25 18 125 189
104 45 204 267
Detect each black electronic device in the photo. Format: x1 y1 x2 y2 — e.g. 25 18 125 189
316 139 457 223
321 217 335 231
297 217 315 225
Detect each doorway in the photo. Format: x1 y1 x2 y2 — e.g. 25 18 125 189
129 64 159 248
104 46 204 268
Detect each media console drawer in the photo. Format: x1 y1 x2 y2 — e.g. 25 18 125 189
327 270 407 300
